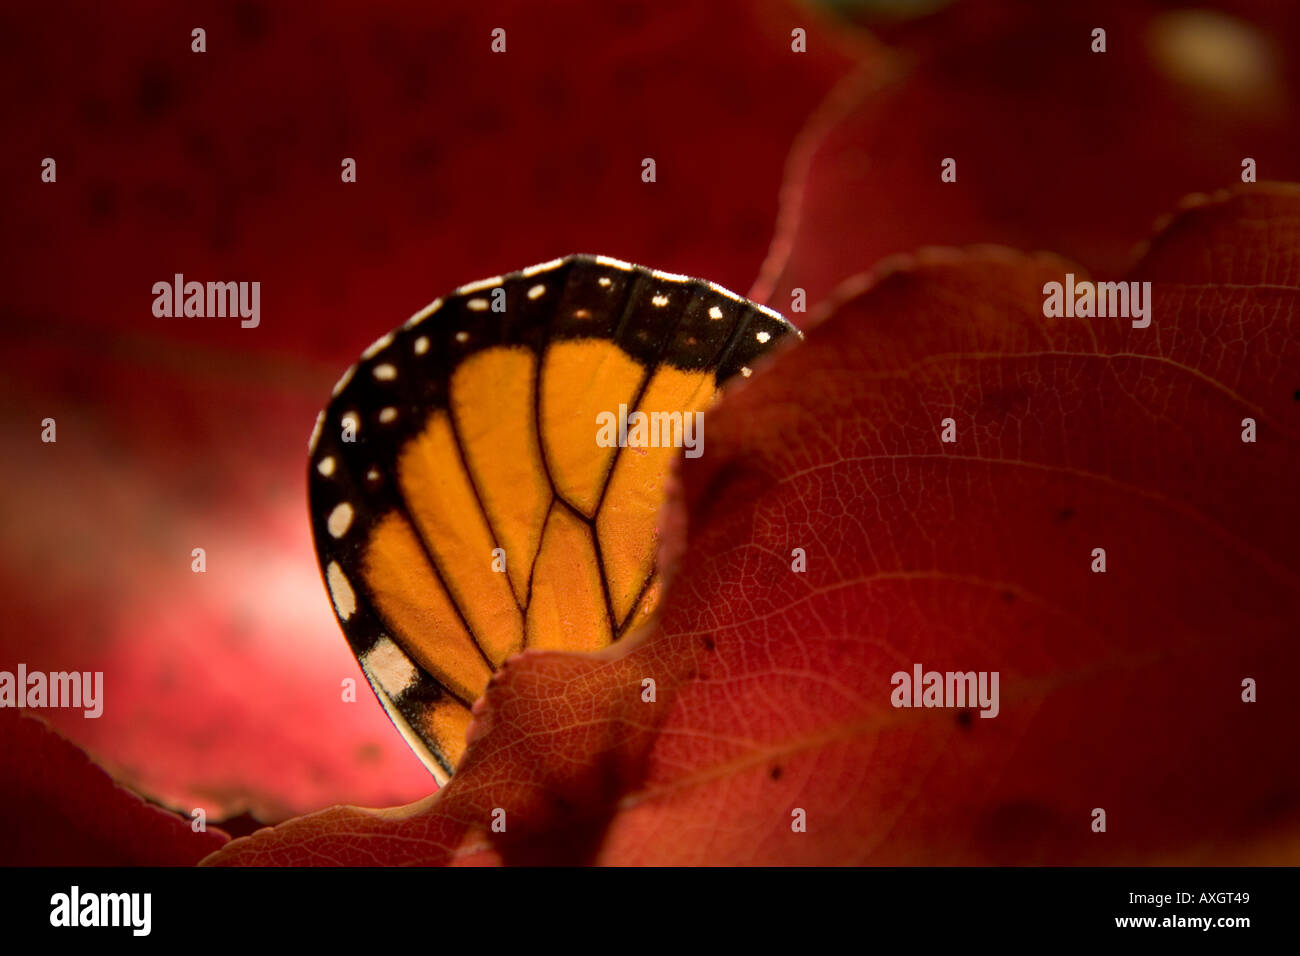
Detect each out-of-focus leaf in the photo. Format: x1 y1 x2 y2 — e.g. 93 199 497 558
754 0 1300 311
0 711 229 865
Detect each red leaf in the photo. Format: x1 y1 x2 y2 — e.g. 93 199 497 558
205 186 1300 865
0 711 229 865
753 0 1300 311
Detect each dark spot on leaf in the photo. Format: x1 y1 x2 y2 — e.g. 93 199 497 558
1001 590 1016 602
233 1 269 43
770 766 783 780
692 454 769 527
1293 389 1300 401
85 182 116 224
1057 507 1075 521
136 65 175 120
982 385 1030 417
956 708 973 728
702 636 715 652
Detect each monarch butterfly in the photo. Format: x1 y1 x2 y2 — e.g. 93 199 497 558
307 254 799 782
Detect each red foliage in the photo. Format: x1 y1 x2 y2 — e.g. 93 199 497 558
4 0 1297 866
753 0 1300 310
206 188 1300 865
0 712 228 865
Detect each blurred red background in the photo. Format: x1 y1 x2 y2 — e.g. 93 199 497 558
0 0 858 825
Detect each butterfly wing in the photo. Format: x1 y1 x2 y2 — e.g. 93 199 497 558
308 254 798 781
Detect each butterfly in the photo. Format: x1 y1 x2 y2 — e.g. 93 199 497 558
307 254 799 782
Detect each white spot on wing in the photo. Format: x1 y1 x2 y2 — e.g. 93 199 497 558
708 306 723 320
378 407 397 423
317 456 336 477
740 366 752 378
467 298 489 312
328 502 354 538
362 636 418 697
373 363 397 381
413 336 429 355
598 277 613 288
756 331 771 343
326 562 356 621
527 284 546 300
652 294 669 307
455 330 470 343
705 279 788 324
